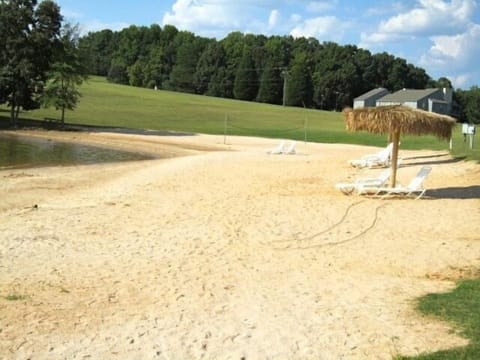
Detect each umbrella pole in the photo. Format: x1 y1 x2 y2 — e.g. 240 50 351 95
390 130 401 187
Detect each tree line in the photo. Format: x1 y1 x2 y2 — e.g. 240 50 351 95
79 25 431 110
79 24 480 123
0 0 86 127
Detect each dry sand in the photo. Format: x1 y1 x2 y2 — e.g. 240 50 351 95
1 129 479 359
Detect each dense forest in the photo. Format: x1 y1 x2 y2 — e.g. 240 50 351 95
78 24 479 123
79 24 434 111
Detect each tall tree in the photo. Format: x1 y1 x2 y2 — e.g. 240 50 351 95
194 41 226 95
145 45 169 89
42 23 87 126
233 46 258 101
107 58 128 84
169 32 208 93
0 0 62 126
256 60 282 104
220 32 245 98
431 76 453 89
78 29 117 76
286 52 313 107
312 43 358 110
456 86 480 124
406 64 430 89
256 36 290 105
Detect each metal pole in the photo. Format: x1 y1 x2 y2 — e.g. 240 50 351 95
304 117 308 145
224 114 228 145
282 70 290 106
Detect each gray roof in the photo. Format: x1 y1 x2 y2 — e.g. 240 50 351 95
354 88 389 101
378 88 439 102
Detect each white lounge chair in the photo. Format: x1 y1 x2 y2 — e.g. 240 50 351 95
335 169 391 195
282 141 296 155
349 143 393 168
373 166 432 200
267 140 285 154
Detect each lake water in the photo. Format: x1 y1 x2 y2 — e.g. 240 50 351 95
0 134 156 169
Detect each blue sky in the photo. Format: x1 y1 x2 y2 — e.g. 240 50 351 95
56 0 480 89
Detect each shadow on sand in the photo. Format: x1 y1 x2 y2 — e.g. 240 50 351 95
403 153 450 160
402 153 467 166
427 185 480 200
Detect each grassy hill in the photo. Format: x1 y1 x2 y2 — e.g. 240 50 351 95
2 76 479 160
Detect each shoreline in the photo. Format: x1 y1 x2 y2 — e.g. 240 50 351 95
1 129 479 359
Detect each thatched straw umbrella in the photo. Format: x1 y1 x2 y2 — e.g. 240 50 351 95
343 105 456 187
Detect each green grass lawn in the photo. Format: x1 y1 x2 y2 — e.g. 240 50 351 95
1 76 478 161
395 279 480 360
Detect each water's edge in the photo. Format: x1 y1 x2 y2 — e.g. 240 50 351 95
0 133 156 170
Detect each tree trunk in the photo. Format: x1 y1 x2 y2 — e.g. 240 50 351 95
61 106 65 129
15 105 20 124
10 91 16 127
10 103 15 127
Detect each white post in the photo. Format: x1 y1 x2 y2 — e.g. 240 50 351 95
449 137 452 150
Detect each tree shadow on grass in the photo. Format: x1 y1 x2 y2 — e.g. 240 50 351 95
396 344 480 360
395 279 480 360
0 116 195 137
426 186 480 200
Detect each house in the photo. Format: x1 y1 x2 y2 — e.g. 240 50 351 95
376 88 452 114
353 87 453 115
353 88 390 108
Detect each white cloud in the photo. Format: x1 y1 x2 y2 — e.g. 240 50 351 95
306 1 335 13
359 31 409 48
378 0 476 36
290 14 302 23
290 16 345 40
448 73 471 88
162 0 240 32
79 20 130 35
365 2 409 17
161 0 289 37
268 9 280 28
361 0 477 48
60 8 84 20
422 24 480 66
57 5 129 34
419 24 480 86
357 0 480 88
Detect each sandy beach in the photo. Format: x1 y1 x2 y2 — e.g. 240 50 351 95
1 129 479 359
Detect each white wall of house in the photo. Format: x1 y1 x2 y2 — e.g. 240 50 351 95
353 100 365 108
376 101 401 107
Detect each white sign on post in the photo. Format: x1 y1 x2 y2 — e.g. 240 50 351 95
462 124 476 148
